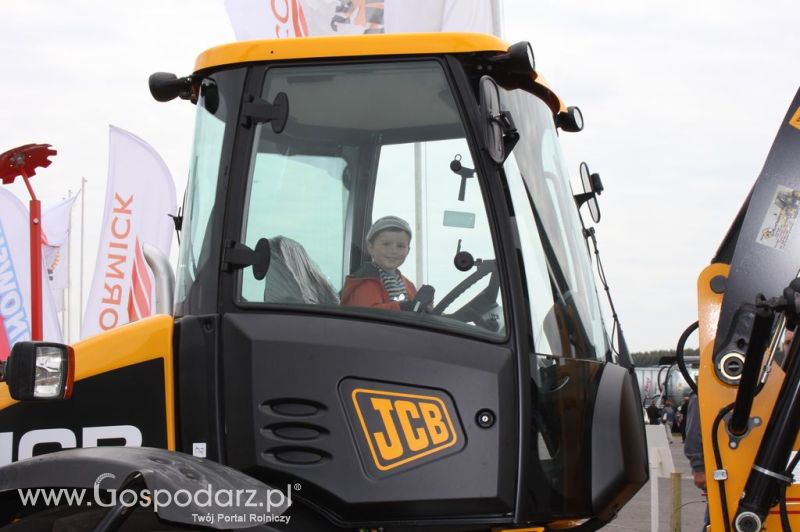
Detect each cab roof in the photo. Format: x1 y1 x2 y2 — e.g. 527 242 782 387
193 32 567 114
195 33 505 71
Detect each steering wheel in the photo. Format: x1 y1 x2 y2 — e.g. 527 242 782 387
431 259 498 328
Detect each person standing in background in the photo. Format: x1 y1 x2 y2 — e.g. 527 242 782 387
646 401 662 425
677 395 690 441
684 392 709 529
662 399 675 443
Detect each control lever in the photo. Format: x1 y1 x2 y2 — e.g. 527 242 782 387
450 154 475 201
401 285 435 313
453 239 475 272
413 285 435 312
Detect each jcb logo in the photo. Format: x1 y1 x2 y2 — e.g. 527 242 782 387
791 106 800 131
352 389 459 471
0 425 143 466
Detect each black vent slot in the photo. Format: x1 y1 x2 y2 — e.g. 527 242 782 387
263 423 328 441
259 399 331 466
260 399 327 417
264 447 331 465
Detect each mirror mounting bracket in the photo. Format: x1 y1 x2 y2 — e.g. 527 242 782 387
222 239 271 280
241 92 289 133
491 111 519 163
574 191 595 209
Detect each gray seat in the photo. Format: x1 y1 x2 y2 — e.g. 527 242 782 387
263 236 339 306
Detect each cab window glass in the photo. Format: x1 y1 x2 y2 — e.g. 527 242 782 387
372 141 503 336
239 61 506 339
499 87 608 360
242 153 348 301
503 154 560 356
175 86 226 305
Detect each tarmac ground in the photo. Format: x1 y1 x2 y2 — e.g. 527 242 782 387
603 434 707 531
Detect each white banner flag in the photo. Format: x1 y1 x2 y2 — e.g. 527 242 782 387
0 189 62 360
43 193 79 310
225 0 498 40
225 0 312 40
81 126 177 339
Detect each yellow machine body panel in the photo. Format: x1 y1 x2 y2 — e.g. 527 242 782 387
0 315 176 451
697 264 800 527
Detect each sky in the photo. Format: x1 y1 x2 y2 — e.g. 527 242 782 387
1 0 799 350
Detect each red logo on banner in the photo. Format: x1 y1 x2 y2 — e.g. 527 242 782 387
272 0 309 37
127 238 153 322
97 193 133 332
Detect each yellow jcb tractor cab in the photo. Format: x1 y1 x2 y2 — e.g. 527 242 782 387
0 33 647 531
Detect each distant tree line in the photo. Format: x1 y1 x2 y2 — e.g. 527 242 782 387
631 348 699 367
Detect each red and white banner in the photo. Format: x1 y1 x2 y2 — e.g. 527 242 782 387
225 0 499 40
42 193 79 311
0 189 62 360
81 126 177 339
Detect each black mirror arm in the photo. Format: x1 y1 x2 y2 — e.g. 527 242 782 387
0 360 5 383
574 191 595 209
222 238 272 280
492 111 519 162
169 209 183 246
240 92 289 133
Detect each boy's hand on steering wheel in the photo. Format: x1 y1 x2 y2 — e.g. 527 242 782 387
400 285 435 312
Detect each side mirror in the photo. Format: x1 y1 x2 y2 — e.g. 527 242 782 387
1 342 74 401
480 76 504 163
479 76 519 164
149 72 193 103
574 161 603 223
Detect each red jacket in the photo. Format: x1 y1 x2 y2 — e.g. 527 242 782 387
341 263 417 311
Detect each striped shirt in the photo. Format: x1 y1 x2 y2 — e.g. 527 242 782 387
374 263 408 302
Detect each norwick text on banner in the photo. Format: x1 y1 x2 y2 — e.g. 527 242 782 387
0 189 62 361
81 126 177 339
224 0 499 41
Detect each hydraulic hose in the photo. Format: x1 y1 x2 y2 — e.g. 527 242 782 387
734 333 800 531
712 403 735 532
779 450 800 532
676 321 699 394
